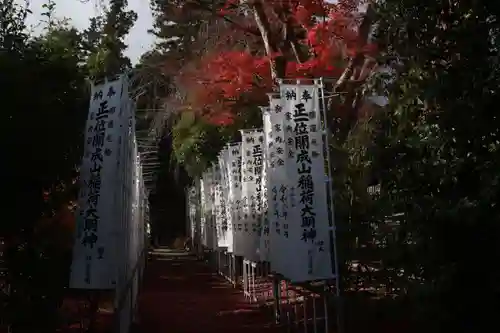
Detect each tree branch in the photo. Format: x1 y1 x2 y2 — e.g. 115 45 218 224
250 0 282 80
187 0 261 37
334 3 376 92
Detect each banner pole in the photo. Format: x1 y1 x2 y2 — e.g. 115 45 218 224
318 77 343 333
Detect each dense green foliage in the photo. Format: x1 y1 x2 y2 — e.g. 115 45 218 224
2 0 500 332
331 1 500 331
1 1 137 331
150 1 500 332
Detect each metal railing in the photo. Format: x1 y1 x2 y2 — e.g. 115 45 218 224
112 247 147 333
200 246 340 333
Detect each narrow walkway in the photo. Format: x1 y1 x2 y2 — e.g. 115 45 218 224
137 249 280 333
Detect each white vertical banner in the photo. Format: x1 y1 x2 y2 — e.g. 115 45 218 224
131 151 141 311
188 186 198 245
227 143 244 256
200 176 207 247
279 82 335 282
113 76 132 299
71 76 125 289
193 178 202 248
201 170 214 249
219 148 229 250
121 98 136 305
240 129 265 262
208 166 218 250
224 144 240 253
259 107 271 262
119 119 134 333
214 163 225 248
216 150 232 249
129 140 140 278
267 97 290 276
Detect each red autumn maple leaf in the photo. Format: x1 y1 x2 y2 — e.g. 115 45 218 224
179 0 377 125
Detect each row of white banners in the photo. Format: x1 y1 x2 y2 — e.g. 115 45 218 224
188 83 338 283
70 74 149 290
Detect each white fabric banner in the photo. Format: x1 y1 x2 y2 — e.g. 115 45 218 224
129 139 140 280
279 83 335 282
214 163 227 248
227 143 245 256
259 108 271 262
208 166 218 249
188 186 198 244
191 179 202 247
201 170 215 249
267 98 291 276
200 176 207 247
115 98 147 330
224 143 241 253
70 76 126 289
216 151 231 249
240 129 265 262
113 78 132 297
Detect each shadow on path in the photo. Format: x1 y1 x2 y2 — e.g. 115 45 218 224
137 249 280 333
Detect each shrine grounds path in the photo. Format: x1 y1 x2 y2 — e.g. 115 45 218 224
137 249 281 333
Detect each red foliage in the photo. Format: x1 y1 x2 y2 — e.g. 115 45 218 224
180 50 273 120
180 0 377 125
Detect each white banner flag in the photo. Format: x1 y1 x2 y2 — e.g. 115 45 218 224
191 179 202 247
240 129 265 262
279 83 335 282
259 107 271 262
200 175 207 247
113 78 133 296
214 163 226 248
217 149 232 249
227 143 245 256
188 186 198 245
70 76 126 289
201 170 216 249
225 143 241 254
129 139 140 277
266 98 291 276
208 166 218 249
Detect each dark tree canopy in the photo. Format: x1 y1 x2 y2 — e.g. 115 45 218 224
2 0 500 332
1 1 137 331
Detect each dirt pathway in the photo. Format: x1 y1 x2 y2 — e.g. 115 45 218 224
137 249 281 333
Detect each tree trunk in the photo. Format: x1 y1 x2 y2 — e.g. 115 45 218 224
251 0 283 80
